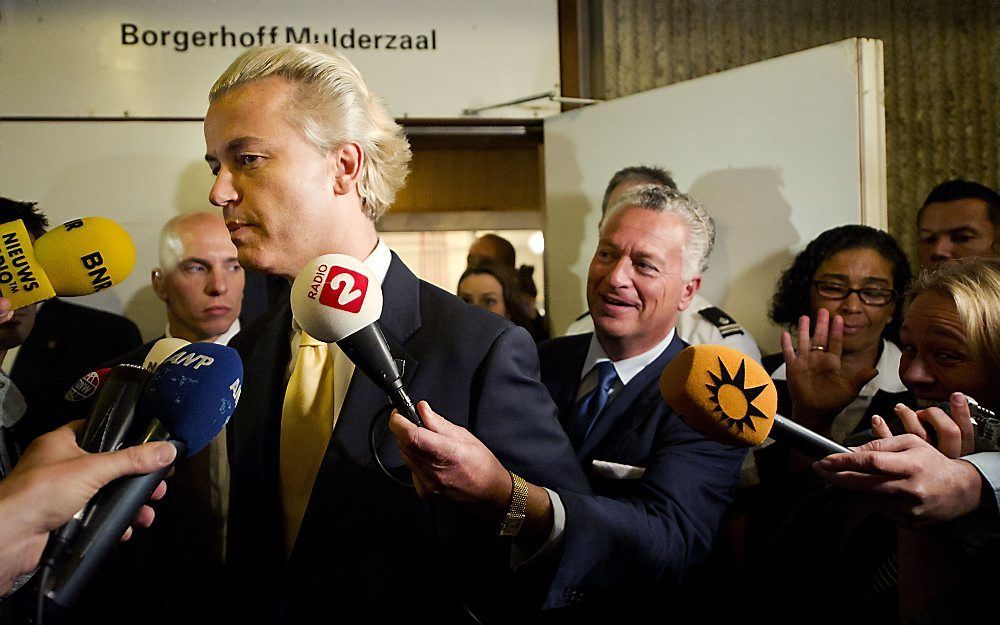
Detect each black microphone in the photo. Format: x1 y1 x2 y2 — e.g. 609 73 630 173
290 253 422 426
46 339 193 564
40 342 243 613
659 344 850 458
843 396 1000 451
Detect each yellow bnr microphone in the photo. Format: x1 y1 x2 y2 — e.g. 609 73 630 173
0 217 136 309
659 344 849 458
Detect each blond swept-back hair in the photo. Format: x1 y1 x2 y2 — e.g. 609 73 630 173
600 184 715 280
209 44 411 221
906 257 1000 375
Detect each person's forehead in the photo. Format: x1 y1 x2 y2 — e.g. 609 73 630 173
815 248 893 278
462 272 501 288
602 207 685 248
903 292 963 336
920 198 992 229
205 76 296 143
178 219 236 257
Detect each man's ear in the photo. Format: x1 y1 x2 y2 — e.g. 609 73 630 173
677 275 702 312
332 142 364 196
151 268 168 302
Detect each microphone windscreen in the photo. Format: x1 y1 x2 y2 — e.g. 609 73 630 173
137 342 242 455
33 217 136 296
143 337 191 371
65 368 111 402
660 344 778 447
290 253 383 342
0 219 56 309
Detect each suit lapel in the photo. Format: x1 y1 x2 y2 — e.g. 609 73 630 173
576 333 687 461
546 335 591 425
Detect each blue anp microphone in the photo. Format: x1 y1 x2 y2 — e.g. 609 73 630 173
40 342 243 612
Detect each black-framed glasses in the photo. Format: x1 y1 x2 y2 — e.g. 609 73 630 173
812 280 896 306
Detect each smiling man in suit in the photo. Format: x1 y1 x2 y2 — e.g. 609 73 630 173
393 185 746 621
202 44 588 623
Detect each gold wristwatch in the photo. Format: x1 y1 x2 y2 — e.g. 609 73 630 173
498 471 528 537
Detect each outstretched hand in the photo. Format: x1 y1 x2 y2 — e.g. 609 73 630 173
781 309 877 432
813 432 984 526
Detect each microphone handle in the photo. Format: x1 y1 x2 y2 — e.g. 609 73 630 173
78 365 149 453
42 419 186 611
771 415 850 458
339 323 424 427
387 379 424 427
43 365 151 572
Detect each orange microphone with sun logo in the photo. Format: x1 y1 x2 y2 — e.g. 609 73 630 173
660 345 849 458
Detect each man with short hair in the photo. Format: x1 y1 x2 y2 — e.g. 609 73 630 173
203 44 587 623
152 211 243 344
566 166 761 362
393 185 746 619
916 178 1000 269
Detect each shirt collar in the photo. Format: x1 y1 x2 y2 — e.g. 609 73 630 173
580 329 677 387
165 318 241 346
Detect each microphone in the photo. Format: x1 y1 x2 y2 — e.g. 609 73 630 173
659 344 849 458
64 368 111 403
0 216 136 310
41 341 243 612
76 365 150 454
290 254 422 426
141 337 191 372
72 339 191 453
843 396 1000 451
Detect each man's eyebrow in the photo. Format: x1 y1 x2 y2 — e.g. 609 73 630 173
920 226 980 235
205 136 260 162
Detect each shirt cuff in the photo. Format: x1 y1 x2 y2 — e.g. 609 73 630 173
510 487 565 569
961 453 1000 526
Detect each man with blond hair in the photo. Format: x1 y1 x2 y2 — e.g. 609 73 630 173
204 44 587 623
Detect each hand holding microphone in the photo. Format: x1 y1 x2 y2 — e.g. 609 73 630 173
0 216 136 310
290 254 422 426
41 341 243 612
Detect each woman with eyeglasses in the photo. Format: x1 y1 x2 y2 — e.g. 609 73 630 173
733 226 914 623
764 224 913 443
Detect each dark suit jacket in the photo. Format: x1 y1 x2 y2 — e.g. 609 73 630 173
9 298 141 449
224 254 590 624
537 332 746 617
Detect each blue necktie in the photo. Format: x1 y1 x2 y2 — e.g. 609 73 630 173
568 361 618 448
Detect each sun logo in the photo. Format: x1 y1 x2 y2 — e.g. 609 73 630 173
705 356 768 432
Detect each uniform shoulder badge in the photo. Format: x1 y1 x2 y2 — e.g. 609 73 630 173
698 306 745 338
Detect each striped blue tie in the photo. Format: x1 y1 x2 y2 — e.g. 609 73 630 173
568 361 618 448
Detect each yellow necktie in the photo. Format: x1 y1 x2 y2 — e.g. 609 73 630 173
280 331 335 556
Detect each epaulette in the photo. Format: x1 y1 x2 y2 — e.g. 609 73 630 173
697 306 746 338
